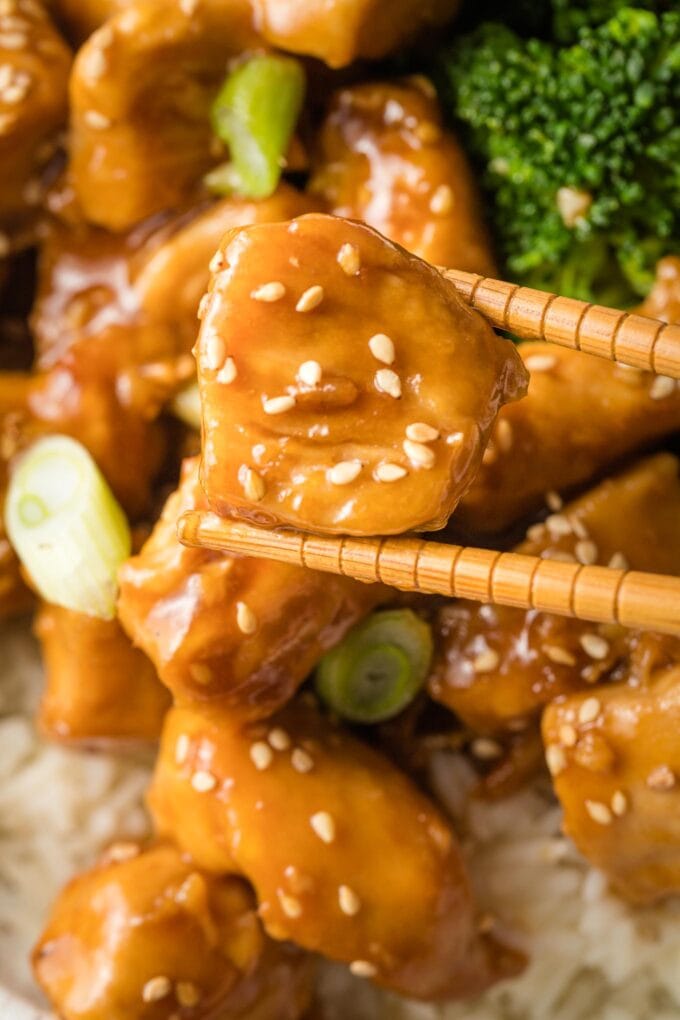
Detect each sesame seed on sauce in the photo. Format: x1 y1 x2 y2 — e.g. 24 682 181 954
296 285 324 312
278 891 303 918
403 439 435 469
526 523 546 543
545 513 572 537
209 250 225 273
575 540 598 565
107 841 141 863
585 800 613 825
251 281 286 302
405 422 439 443
263 394 296 415
310 811 336 844
541 549 577 563
429 183 454 215
176 982 200 1007
558 724 578 748
239 465 265 502
650 375 676 400
570 516 589 540
291 747 314 773
82 46 107 80
142 976 172 1003
608 551 629 571
189 663 212 685
545 743 567 776
327 461 362 486
349 960 377 978
204 333 227 372
236 601 258 634
268 728 291 751
415 121 441 144
525 354 557 373
545 490 563 512
471 737 503 761
579 633 610 661
375 462 408 483
578 697 601 725
337 243 361 276
175 733 190 765
646 765 676 791
611 790 627 817
250 741 274 771
338 885 361 916
217 356 237 384
543 645 576 667
368 333 395 365
190 770 217 793
197 293 211 319
298 360 322 387
472 648 499 673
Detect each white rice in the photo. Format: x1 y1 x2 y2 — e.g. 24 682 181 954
2 619 680 1019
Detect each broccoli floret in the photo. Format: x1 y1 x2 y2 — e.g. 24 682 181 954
550 0 670 42
441 8 680 304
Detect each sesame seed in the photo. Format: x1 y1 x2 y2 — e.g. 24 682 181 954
251 281 286 302
180 0 199 13
578 697 601 724
579 633 610 660
611 790 627 816
236 601 257 634
338 885 361 916
176 982 200 1007
82 46 107 79
496 418 513 451
429 183 454 215
278 891 303 918
310 811 336 844
405 422 439 443
472 648 499 673
83 109 111 130
263 394 296 415
545 513 572 537
197 293 210 319
545 743 567 776
585 800 612 825
471 737 503 760
541 549 577 563
189 663 212 685
204 333 226 371
142 976 172 1003
544 645 577 667
650 375 676 400
1 32 26 49
175 733 190 764
298 360 322 387
217 357 237 384
571 516 589 540
239 465 265 502
546 490 563 512
558 724 578 748
250 741 273 771
525 354 557 373
191 770 216 793
403 439 435 469
556 187 592 228
368 333 395 365
375 462 408 483
291 747 314 773
647 765 675 791
526 523 545 542
209 250 225 273
107 841 140 863
268 727 291 751
575 540 598 565
338 243 361 276
608 551 629 570
296 285 324 312
350 960 377 978
327 460 362 486
415 121 441 144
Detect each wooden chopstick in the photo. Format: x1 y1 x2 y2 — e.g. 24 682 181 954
440 269 680 379
178 513 680 636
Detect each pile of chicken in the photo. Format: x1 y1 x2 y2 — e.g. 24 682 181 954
2 2 680 1018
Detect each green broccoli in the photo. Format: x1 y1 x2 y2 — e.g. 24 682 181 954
441 8 680 304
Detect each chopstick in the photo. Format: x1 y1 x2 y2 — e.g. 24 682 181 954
177 513 680 636
440 269 680 379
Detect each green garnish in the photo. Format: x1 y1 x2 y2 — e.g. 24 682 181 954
5 435 131 620
315 609 433 724
207 54 305 199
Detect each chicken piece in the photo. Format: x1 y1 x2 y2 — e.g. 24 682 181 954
69 0 262 230
48 0 130 42
33 841 313 1020
637 255 680 324
149 700 523 1001
250 0 460 68
36 604 170 744
0 1 71 246
197 213 527 536
542 635 680 904
429 454 680 733
309 80 496 275
118 458 384 714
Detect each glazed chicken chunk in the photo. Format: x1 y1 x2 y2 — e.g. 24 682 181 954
430 454 680 733
150 700 523 1001
309 79 497 275
118 458 384 714
33 841 313 1020
196 213 527 536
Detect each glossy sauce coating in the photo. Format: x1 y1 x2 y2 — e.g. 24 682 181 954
48 0 131 42
309 79 496 275
430 454 680 733
149 700 523 1001
33 841 313 1020
197 213 527 536
542 636 680 904
36 603 170 744
118 458 384 714
637 255 680 324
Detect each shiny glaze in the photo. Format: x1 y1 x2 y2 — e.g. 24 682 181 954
36 603 170 743
430 454 680 733
637 255 680 324
0 1 71 241
309 80 496 275
543 635 680 904
49 0 131 42
118 458 384 714
149 700 523 1001
69 0 262 229
33 841 313 1020
197 213 527 535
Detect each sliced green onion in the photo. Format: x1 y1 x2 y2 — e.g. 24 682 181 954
208 54 305 199
315 609 433 724
170 380 201 431
4 435 131 620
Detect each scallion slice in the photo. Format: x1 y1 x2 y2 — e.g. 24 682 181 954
208 54 305 199
5 435 131 620
315 609 434 724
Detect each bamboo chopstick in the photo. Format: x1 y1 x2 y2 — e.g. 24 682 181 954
440 269 680 379
178 513 680 636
